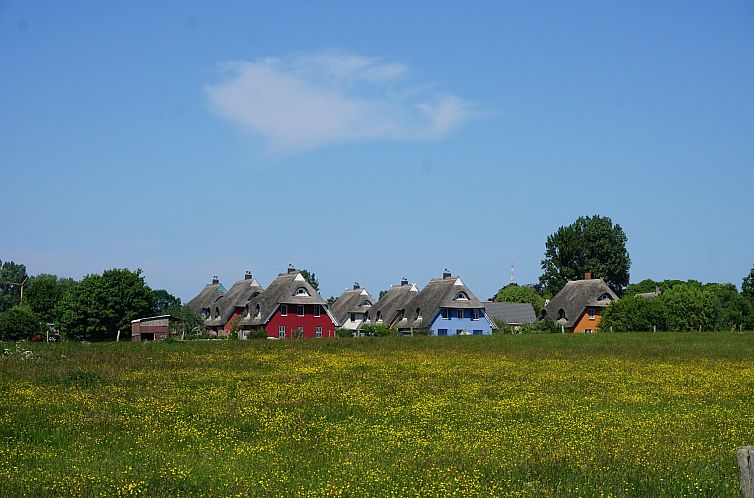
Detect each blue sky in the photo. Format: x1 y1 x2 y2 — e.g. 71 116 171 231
2 1 753 302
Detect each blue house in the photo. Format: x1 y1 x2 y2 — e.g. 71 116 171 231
389 270 496 336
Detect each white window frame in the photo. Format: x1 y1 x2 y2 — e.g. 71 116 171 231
588 307 596 320
314 305 320 317
315 326 322 338
297 305 304 316
278 326 285 339
472 309 480 320
456 309 464 319
280 304 288 316
350 313 356 322
441 308 449 320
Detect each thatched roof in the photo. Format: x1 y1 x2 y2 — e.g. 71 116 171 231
393 275 492 329
237 271 334 328
543 279 618 328
485 302 537 324
330 286 374 325
217 275 264 324
186 279 227 326
368 280 419 325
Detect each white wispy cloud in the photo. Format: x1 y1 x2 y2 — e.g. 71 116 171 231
205 51 476 155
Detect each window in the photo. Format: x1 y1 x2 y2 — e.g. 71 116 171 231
278 326 285 339
456 329 464 335
454 292 469 300
297 305 304 316
294 287 310 296
473 330 483 335
350 313 356 322
203 308 210 319
456 309 464 319
588 308 596 320
558 309 566 320
360 300 371 307
215 307 220 318
438 329 448 336
441 308 449 319
416 308 422 319
598 293 611 301
256 304 260 317
281 304 288 316
364 311 369 322
472 309 480 320
245 305 250 318
314 305 320 317
377 311 383 322
316 327 322 338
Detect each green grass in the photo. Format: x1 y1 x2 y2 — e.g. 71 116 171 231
1 332 753 496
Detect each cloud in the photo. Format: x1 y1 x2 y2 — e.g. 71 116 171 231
205 51 476 155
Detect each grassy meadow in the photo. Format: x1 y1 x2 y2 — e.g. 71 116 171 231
2 332 754 496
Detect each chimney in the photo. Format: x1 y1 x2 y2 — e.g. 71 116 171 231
442 268 451 279
244 271 252 280
212 275 219 285
287 264 297 274
400 277 409 286
353 282 360 290
584 272 592 280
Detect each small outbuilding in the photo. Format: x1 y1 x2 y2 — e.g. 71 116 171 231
131 315 174 342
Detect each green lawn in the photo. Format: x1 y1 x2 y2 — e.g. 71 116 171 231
1 332 753 496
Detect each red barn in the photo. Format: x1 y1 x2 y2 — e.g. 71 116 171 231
238 267 338 338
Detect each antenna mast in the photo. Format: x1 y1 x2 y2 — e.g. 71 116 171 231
510 262 516 285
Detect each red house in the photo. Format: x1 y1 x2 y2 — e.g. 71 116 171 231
238 266 338 338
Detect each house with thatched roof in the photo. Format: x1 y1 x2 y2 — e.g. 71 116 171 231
237 266 338 339
542 274 618 333
330 283 374 332
387 270 496 336
186 276 227 333
366 277 419 327
484 302 537 325
215 271 264 335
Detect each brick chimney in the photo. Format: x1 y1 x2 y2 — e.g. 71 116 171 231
442 268 451 279
353 282 360 290
584 272 592 280
400 277 409 286
244 271 252 280
287 264 297 274
212 276 219 285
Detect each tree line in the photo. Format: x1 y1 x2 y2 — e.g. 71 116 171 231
0 260 202 341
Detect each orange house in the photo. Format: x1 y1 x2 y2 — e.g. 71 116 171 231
543 274 618 333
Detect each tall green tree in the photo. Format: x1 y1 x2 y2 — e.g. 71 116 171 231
151 289 181 315
26 274 78 324
540 215 630 296
299 269 319 292
662 282 716 331
600 296 667 332
742 266 754 330
495 284 545 314
56 268 155 341
0 260 28 312
0 304 42 341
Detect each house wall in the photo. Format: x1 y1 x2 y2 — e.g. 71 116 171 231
265 304 336 339
572 308 603 333
131 323 169 341
429 308 493 336
341 311 367 330
223 308 245 332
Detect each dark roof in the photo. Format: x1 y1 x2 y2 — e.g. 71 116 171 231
484 302 536 324
368 281 419 325
238 272 334 327
186 281 226 326
330 287 374 325
543 279 618 328
391 275 495 330
217 277 264 324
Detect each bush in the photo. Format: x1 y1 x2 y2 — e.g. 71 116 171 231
412 327 432 336
495 319 558 334
335 328 353 338
247 328 268 340
360 324 394 337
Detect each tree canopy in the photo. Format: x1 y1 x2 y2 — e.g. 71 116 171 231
0 260 28 312
540 215 630 296
495 284 545 314
26 274 78 324
56 268 155 341
0 304 42 341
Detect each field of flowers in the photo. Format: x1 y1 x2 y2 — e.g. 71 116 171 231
1 332 754 496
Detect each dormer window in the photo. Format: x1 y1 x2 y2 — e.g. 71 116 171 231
377 311 383 322
294 287 310 297
416 308 422 319
598 293 612 301
245 305 250 318
454 292 469 301
255 304 260 317
203 308 210 319
558 309 566 320
364 311 370 322
215 307 220 319
360 300 372 307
